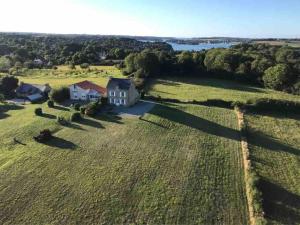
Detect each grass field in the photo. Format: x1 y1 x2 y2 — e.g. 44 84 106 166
0 102 249 224
245 112 300 225
1 66 300 224
17 65 124 88
253 40 300 48
147 77 300 103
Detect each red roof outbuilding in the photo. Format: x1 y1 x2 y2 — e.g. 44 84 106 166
74 80 107 95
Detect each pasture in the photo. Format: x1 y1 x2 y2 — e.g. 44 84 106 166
1 66 300 224
0 102 249 224
17 65 124 88
245 112 300 225
147 77 300 103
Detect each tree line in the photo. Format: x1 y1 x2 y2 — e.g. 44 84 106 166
123 43 300 95
0 33 172 72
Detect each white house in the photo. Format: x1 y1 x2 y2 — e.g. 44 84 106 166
69 80 107 101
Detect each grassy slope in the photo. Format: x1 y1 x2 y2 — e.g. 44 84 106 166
147 77 300 102
245 113 300 225
17 65 124 88
0 103 249 225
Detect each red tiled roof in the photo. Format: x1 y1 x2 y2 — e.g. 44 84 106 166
75 80 107 95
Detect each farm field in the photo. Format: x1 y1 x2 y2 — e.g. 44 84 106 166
147 77 300 103
16 65 124 88
0 102 249 224
245 112 300 225
253 40 300 48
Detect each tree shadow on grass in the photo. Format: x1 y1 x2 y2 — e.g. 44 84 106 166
44 136 77 150
53 105 70 111
247 130 300 157
77 118 105 129
139 117 168 129
148 77 266 94
65 123 86 131
259 179 300 225
0 104 24 120
96 114 123 124
148 104 241 141
41 113 56 119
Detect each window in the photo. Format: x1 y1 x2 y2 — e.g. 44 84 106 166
120 91 126 97
110 98 113 104
110 91 115 96
74 94 78 99
121 99 126 105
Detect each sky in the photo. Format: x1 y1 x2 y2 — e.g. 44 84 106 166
0 0 299 38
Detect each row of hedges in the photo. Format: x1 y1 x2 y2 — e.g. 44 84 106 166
237 114 266 225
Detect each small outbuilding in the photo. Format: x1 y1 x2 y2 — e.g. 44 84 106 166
16 82 51 102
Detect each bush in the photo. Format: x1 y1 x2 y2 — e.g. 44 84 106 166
80 63 90 69
47 100 54 108
70 112 82 122
34 129 52 143
56 116 69 125
85 101 101 116
49 87 70 103
73 103 81 111
34 107 43 116
100 97 108 105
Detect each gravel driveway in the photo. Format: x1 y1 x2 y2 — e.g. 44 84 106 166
111 100 156 117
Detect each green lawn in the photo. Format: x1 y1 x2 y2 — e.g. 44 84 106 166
147 77 300 103
17 65 124 88
0 102 249 224
245 112 300 225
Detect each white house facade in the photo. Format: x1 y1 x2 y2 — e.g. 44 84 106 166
69 80 106 101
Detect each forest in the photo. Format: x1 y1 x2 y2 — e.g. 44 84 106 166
0 33 171 66
123 44 300 95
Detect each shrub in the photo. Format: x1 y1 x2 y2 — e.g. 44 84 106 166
70 112 82 122
100 97 108 105
34 129 52 143
34 107 43 116
49 87 70 103
80 106 86 114
73 103 81 111
80 63 90 69
47 100 54 108
85 101 101 116
56 116 69 125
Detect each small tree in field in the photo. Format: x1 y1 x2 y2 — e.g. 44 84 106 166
35 108 43 116
47 100 54 108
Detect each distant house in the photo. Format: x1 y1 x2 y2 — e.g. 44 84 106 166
16 83 51 102
69 80 106 101
107 77 140 107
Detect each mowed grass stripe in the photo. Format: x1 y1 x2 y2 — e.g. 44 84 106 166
0 103 249 224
